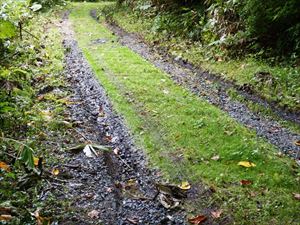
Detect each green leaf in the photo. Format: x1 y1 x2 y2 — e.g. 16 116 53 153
0 20 16 40
20 147 34 169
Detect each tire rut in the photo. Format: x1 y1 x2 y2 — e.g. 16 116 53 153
58 12 188 225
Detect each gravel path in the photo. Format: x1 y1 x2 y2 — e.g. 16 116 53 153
104 20 300 160
58 13 188 224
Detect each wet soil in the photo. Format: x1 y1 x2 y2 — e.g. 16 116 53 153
102 18 300 160
55 13 192 225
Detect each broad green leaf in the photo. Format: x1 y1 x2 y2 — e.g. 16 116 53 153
20 146 34 168
0 19 16 39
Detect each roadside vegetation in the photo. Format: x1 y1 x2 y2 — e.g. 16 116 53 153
70 3 300 224
102 0 300 113
0 0 73 223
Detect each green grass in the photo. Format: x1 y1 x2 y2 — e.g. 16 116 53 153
69 3 300 224
107 5 300 113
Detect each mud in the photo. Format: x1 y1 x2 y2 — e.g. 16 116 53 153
104 21 300 160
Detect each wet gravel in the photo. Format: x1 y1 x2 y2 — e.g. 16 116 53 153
105 21 300 160
58 14 187 224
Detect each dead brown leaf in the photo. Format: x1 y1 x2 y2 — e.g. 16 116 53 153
294 140 300 146
88 210 100 219
99 105 105 117
126 218 138 224
113 147 120 155
211 155 220 161
240 180 252 186
211 209 223 219
32 209 51 225
0 161 11 172
0 207 11 214
188 214 207 224
0 215 12 221
104 135 112 142
293 193 300 200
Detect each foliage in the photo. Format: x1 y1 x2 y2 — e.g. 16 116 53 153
30 0 65 9
0 6 67 221
240 0 300 57
0 1 66 222
116 0 300 59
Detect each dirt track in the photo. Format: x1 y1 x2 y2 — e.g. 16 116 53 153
103 18 300 160
57 12 189 224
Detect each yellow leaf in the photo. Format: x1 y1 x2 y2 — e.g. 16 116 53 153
0 214 12 221
34 157 45 167
178 181 191 190
238 161 256 168
52 168 59 176
0 161 11 172
34 157 39 166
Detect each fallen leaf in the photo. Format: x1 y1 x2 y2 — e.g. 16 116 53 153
84 193 94 199
34 157 39 166
126 179 136 188
126 218 138 224
33 157 45 167
31 209 51 225
294 140 300 146
0 162 10 172
99 105 105 117
83 145 93 157
83 145 98 157
52 168 60 176
113 147 120 155
158 193 180 209
37 95 44 101
155 182 187 199
238 161 256 168
106 187 113 193
211 155 220 161
0 207 11 214
104 135 112 142
293 193 300 200
188 214 207 224
240 180 252 186
0 215 12 221
88 210 100 219
178 181 191 190
211 209 223 219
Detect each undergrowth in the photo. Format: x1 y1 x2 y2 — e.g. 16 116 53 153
0 6 72 223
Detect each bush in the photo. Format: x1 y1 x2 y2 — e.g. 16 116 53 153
241 0 300 56
119 0 300 59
